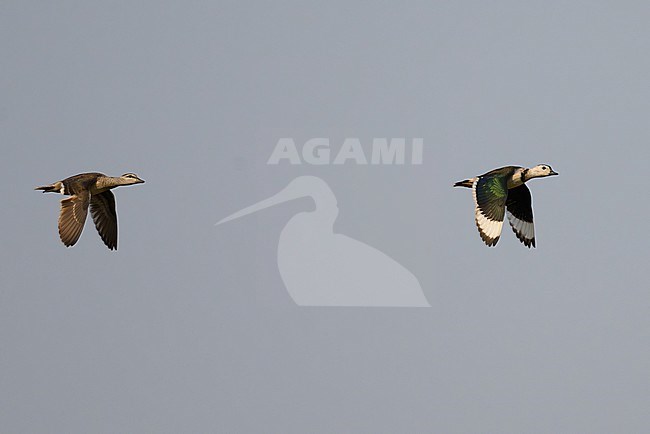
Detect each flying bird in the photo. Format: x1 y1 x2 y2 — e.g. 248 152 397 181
454 164 557 247
35 172 144 250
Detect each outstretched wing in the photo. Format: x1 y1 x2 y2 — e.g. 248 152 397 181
473 175 508 246
59 191 90 247
505 184 535 248
90 191 118 250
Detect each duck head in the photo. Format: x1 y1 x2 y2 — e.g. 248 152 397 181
527 164 558 179
119 173 145 185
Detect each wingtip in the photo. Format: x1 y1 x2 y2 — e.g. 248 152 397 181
479 233 500 247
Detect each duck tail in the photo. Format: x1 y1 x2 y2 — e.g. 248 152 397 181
35 182 62 193
453 179 474 188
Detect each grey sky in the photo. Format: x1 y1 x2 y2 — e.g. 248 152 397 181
2 1 649 432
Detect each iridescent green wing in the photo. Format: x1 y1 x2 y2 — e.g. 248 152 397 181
472 174 508 246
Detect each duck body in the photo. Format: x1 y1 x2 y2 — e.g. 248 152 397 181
454 164 557 248
36 172 144 250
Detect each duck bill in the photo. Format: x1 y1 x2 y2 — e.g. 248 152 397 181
215 185 301 226
549 170 558 176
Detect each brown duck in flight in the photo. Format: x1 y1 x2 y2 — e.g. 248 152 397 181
35 172 144 250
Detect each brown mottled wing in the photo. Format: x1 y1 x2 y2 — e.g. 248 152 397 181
90 191 118 250
58 192 90 247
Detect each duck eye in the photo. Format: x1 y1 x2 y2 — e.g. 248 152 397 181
542 166 547 170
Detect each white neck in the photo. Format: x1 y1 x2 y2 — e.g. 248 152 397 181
507 168 527 188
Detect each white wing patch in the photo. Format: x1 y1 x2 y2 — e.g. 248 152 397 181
506 210 535 246
472 179 504 245
476 211 504 240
